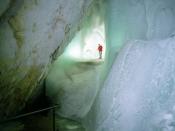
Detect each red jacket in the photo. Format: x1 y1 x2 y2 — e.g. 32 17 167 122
98 45 103 51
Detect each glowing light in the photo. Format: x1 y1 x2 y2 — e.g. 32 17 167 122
64 22 106 60
82 23 106 60
65 43 81 59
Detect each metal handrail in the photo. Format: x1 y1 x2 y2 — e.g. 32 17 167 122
0 104 59 131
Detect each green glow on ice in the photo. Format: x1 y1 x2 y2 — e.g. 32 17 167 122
64 22 106 60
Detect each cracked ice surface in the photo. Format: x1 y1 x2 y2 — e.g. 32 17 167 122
88 37 175 131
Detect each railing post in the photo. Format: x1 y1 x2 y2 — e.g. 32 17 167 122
53 108 56 131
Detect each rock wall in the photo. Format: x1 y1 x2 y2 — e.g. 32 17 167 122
0 0 93 119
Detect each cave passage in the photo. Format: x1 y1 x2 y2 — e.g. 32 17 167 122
40 0 175 130
45 1 106 130
64 22 106 61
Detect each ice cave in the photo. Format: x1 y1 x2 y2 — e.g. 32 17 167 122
1 0 175 131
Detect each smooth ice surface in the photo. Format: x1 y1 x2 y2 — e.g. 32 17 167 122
87 37 175 131
46 56 102 119
105 0 175 67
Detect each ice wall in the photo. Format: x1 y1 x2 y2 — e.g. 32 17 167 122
105 0 175 67
83 0 175 131
46 56 101 119
87 38 175 131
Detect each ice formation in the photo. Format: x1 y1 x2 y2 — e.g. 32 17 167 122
85 37 175 131
46 56 102 119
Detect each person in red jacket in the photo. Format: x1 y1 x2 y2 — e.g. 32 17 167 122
98 44 103 59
